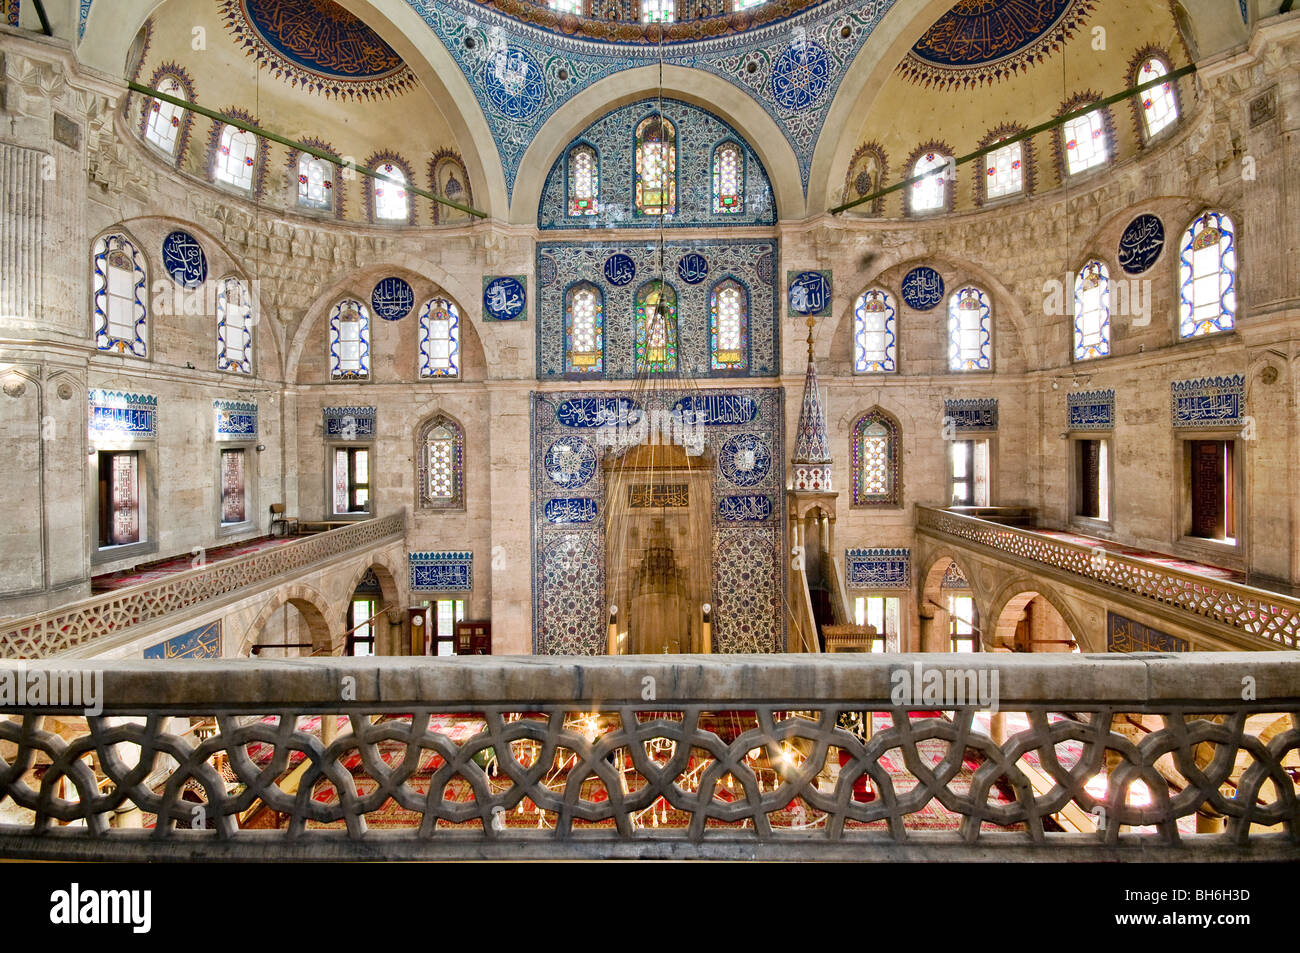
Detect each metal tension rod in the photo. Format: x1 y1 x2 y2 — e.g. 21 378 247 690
127 80 488 219
830 62 1198 216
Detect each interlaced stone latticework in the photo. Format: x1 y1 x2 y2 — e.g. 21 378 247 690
0 657 1295 860
0 515 404 659
918 507 1300 649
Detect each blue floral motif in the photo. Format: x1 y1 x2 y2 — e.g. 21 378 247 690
543 437 597 488
901 266 945 311
719 432 772 487
161 230 207 288
482 45 546 121
371 276 414 321
603 254 637 286
677 252 709 284
770 39 831 112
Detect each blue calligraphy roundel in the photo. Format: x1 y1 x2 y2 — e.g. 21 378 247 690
161 230 207 288
483 276 526 320
603 253 637 287
771 40 831 113
371 276 414 321
1118 213 1165 275
788 271 830 315
544 438 597 489
483 46 545 122
676 252 709 285
901 266 945 311
719 433 772 488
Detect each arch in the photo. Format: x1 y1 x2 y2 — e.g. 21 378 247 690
78 0 509 220
415 410 466 511
850 406 901 508
364 151 416 225
340 556 404 655
709 276 748 371
511 64 803 224
428 148 474 225
987 579 1090 653
138 62 196 164
239 584 337 657
1127 46 1182 145
90 226 149 358
919 552 981 653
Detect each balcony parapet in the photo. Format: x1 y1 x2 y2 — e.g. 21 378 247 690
0 514 406 660
0 654 1295 861
917 506 1300 651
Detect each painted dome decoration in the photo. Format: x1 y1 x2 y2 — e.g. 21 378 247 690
899 0 1096 90
220 0 417 100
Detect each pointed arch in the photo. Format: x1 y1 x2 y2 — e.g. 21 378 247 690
851 407 901 508
416 411 465 511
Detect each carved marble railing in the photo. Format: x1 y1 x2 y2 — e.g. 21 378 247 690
0 655 1294 861
0 514 405 659
917 506 1300 650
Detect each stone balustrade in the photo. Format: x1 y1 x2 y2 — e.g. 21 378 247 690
0 514 406 659
0 654 1294 861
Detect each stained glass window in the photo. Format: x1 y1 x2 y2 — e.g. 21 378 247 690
853 288 896 373
374 162 409 221
1062 108 1108 175
220 448 246 524
298 154 333 210
712 141 743 214
92 233 148 356
217 277 253 374
1073 260 1111 360
635 281 678 374
642 0 674 23
567 145 599 216
565 282 603 373
419 414 464 510
910 152 950 212
1179 211 1237 338
635 116 676 216
851 410 899 507
215 125 256 191
419 297 461 378
1137 58 1178 139
985 139 1023 199
947 286 992 371
710 278 747 370
329 299 371 379
550 0 583 11
732 0 766 8
145 76 187 156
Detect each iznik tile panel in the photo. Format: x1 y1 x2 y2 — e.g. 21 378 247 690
531 387 786 655
845 548 911 589
410 551 474 591
943 398 998 434
214 400 258 440
1067 389 1115 431
1170 375 1245 428
144 621 221 660
537 238 778 380
538 98 776 229
324 406 377 440
1107 612 1188 653
88 390 157 440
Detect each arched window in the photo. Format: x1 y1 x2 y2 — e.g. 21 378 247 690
947 287 992 371
712 141 743 214
565 282 603 374
1073 260 1111 361
910 151 950 213
635 281 678 374
92 233 148 357
214 125 257 191
298 154 333 210
329 299 371 380
1061 106 1109 175
642 0 674 23
418 414 464 510
853 288 897 373
984 138 1023 199
419 297 461 378
851 410 900 507
567 144 599 216
217 277 253 374
1179 211 1237 338
1136 57 1178 139
710 278 747 370
549 0 583 11
373 161 409 222
635 116 676 216
144 76 188 157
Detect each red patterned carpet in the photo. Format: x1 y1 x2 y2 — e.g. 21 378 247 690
91 536 294 591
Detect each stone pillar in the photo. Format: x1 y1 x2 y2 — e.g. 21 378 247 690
918 603 940 653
